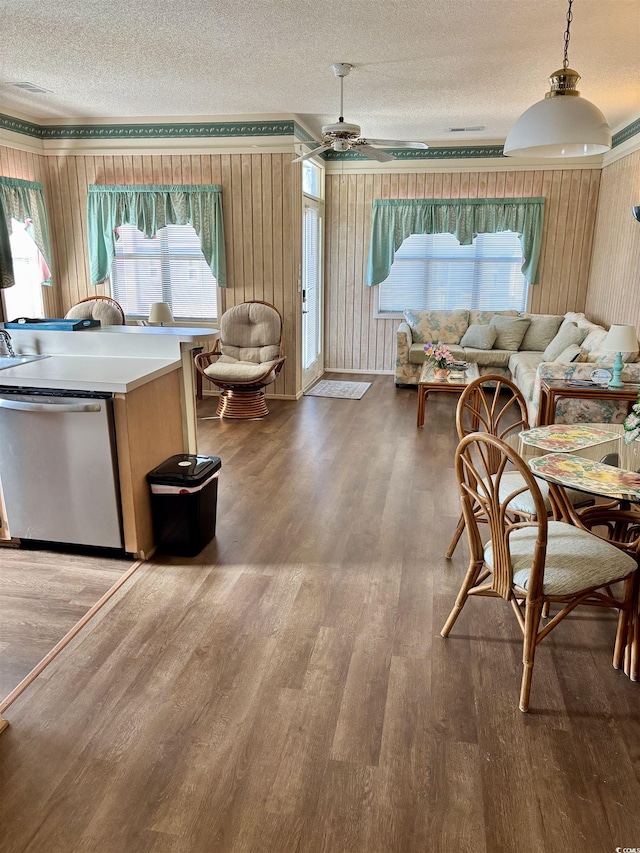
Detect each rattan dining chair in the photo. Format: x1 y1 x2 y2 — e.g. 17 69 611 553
441 432 638 712
65 295 125 325
446 374 590 559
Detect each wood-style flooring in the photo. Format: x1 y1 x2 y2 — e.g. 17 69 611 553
0 548 131 700
0 375 638 852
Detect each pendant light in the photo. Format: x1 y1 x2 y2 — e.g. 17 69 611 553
504 0 611 158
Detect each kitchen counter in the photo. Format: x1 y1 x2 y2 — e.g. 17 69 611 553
0 329 212 556
0 354 180 394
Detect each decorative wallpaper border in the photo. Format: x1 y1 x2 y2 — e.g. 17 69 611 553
612 116 640 148
324 145 506 161
1 109 638 157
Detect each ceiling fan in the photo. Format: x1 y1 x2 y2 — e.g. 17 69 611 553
292 63 428 163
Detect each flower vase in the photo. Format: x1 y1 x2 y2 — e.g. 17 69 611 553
433 367 450 381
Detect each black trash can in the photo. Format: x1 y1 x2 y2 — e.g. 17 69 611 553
147 454 222 556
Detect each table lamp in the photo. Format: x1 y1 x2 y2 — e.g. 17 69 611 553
149 302 173 326
603 324 638 389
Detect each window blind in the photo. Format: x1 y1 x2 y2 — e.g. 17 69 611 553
112 224 217 321
378 232 528 314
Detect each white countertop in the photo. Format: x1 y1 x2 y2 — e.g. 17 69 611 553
0 355 180 393
98 325 219 340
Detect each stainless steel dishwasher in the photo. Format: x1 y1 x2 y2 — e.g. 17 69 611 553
0 387 123 548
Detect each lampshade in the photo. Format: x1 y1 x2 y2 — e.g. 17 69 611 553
504 0 612 159
148 302 173 326
603 324 638 353
503 86 612 158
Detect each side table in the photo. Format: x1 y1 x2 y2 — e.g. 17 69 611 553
417 362 480 427
537 378 639 426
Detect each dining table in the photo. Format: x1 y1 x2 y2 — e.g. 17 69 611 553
512 422 640 681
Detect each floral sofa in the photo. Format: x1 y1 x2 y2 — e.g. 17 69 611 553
396 308 640 424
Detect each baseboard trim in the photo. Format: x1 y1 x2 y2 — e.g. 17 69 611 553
323 368 394 376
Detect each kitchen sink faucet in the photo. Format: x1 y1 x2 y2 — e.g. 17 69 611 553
0 330 15 357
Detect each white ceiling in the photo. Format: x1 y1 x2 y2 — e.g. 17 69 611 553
1 0 639 145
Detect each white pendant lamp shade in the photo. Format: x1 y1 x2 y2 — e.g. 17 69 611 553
504 90 612 157
504 0 612 159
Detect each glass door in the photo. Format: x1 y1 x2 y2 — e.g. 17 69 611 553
302 197 323 388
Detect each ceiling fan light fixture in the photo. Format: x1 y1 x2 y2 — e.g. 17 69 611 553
504 0 612 158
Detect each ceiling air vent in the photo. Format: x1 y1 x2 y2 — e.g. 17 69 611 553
448 126 485 133
9 82 51 94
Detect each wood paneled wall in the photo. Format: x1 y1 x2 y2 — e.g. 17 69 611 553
325 169 601 372
585 149 640 332
39 153 301 397
0 145 301 395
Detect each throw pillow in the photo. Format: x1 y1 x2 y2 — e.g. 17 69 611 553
460 324 498 350
555 344 583 363
402 309 469 344
542 323 588 361
489 315 531 351
518 314 563 351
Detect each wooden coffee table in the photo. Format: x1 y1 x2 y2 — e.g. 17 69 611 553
417 362 480 427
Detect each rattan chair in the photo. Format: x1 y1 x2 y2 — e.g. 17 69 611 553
446 374 589 559
65 295 125 325
441 432 637 711
194 300 285 419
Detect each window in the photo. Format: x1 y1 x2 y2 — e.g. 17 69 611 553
1 218 45 321
377 231 528 316
111 224 218 321
302 160 322 198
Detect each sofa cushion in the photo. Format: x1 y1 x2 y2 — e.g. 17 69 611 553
543 323 588 361
463 347 515 368
460 324 498 350
490 315 531 350
508 352 543 400
560 311 586 328
555 344 583 363
408 343 465 364
509 351 544 383
469 309 518 326
518 313 564 352
402 309 469 344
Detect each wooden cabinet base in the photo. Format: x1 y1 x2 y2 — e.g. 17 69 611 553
113 369 184 557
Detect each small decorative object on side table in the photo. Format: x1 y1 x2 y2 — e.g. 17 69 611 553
423 341 454 382
602 324 639 389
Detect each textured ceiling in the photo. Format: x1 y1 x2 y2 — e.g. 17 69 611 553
1 0 639 144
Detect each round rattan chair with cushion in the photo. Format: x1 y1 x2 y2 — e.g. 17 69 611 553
65 295 125 325
194 300 286 419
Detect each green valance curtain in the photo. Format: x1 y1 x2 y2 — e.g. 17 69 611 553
0 177 53 289
366 197 546 287
87 184 227 286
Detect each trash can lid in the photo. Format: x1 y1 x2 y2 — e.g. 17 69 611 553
146 454 222 486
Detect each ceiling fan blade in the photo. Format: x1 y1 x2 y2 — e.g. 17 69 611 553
291 143 331 164
355 144 396 163
363 139 428 149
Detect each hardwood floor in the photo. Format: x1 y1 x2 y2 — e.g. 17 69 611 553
0 548 132 700
0 374 638 852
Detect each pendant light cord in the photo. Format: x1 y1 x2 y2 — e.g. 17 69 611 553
563 0 574 69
